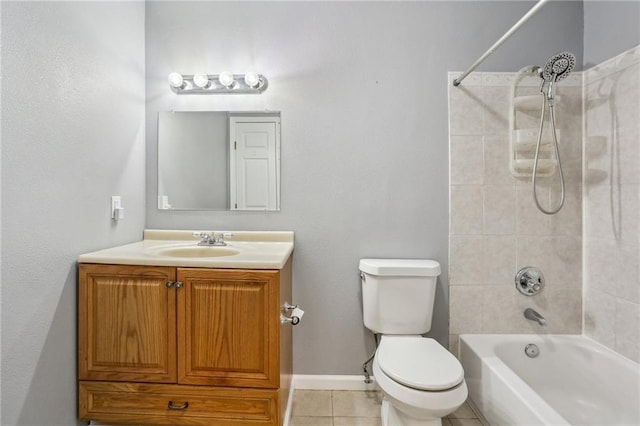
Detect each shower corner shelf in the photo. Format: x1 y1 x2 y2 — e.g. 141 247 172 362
512 159 556 177
513 94 562 110
509 69 558 178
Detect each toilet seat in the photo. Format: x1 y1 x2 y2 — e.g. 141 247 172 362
376 336 464 391
373 355 468 421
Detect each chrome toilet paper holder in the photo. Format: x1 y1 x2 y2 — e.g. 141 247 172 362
281 302 304 326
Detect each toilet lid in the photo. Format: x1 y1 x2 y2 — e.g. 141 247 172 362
376 336 464 391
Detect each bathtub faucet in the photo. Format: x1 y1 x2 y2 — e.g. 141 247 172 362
524 308 547 326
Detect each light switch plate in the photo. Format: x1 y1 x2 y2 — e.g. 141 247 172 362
111 196 121 219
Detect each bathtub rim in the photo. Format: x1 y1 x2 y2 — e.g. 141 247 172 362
459 333 640 367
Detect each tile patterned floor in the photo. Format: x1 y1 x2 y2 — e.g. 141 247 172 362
290 390 483 426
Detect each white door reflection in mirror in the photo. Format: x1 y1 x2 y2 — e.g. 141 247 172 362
230 116 280 211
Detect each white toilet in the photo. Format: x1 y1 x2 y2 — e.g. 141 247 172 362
359 258 468 426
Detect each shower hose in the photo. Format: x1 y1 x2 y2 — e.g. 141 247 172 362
532 76 565 215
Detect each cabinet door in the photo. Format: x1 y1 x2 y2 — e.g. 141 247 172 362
177 268 279 388
79 264 177 383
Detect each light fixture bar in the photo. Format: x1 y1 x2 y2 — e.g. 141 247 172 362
169 73 268 94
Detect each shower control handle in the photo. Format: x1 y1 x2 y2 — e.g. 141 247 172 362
515 267 545 296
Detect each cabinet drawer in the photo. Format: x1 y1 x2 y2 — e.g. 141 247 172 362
79 381 279 425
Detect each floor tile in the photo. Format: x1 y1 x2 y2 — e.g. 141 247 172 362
289 389 481 425
331 390 382 417
333 417 382 426
292 390 333 417
290 416 334 426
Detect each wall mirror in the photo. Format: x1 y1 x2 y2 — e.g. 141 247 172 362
158 111 281 211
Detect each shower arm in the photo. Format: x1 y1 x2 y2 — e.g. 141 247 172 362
452 0 549 87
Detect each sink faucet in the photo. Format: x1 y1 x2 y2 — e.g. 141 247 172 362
524 308 547 326
192 231 233 247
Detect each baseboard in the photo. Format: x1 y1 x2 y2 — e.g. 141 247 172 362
292 374 379 391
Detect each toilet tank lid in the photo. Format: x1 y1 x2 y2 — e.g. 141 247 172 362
359 259 441 277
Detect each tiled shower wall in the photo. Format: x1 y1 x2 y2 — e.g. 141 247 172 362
448 45 640 364
447 71 583 352
583 45 640 363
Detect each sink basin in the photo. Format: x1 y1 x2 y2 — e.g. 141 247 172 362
150 246 240 258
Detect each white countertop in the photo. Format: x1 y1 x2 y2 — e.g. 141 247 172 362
78 229 294 269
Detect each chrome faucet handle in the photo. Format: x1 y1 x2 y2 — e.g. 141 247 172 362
193 231 213 244
218 232 233 241
212 232 233 245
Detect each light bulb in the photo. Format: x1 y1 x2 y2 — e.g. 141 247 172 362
244 72 261 88
168 72 185 89
193 73 211 89
219 71 235 88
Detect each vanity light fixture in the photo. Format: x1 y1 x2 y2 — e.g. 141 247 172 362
193 73 211 89
168 72 186 89
218 71 235 88
168 71 268 94
244 72 261 88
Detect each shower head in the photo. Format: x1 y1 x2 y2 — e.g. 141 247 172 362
541 52 576 82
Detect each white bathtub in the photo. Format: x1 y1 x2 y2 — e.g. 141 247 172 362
459 334 640 426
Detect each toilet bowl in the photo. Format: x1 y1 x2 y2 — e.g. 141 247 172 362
372 335 468 426
358 259 468 426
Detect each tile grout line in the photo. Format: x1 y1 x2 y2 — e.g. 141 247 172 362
331 389 336 426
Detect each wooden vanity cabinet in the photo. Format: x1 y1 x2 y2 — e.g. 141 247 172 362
78 261 292 425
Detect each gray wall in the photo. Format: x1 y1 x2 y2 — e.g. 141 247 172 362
1 2 146 425
584 1 640 67
145 1 583 374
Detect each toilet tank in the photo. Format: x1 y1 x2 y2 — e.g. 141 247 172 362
359 259 441 335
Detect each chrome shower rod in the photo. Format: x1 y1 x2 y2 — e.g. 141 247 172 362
452 0 549 87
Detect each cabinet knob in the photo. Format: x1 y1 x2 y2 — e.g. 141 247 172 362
166 281 174 288
168 401 189 410
175 281 183 289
